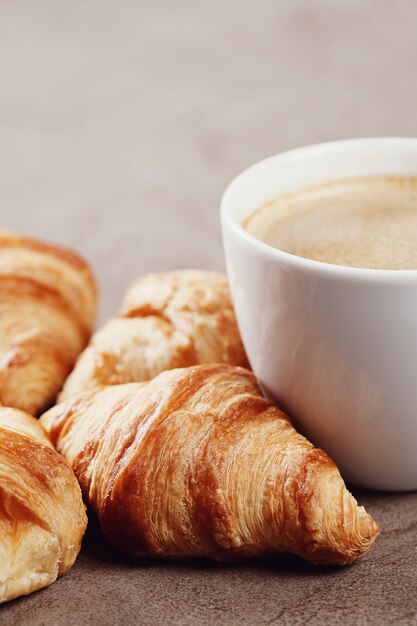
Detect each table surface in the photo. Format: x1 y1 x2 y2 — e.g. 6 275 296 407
1 1 417 624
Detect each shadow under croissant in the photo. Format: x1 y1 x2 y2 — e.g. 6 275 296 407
80 511 346 576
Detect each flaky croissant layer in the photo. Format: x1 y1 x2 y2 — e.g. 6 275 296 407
0 408 87 604
0 230 97 415
60 270 248 400
41 364 379 566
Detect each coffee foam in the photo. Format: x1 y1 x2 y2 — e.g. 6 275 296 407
243 176 417 270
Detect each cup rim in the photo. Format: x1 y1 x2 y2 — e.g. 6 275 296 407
221 137 417 282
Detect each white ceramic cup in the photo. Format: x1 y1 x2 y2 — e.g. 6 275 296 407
221 137 417 491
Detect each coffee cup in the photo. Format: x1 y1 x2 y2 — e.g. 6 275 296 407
221 137 417 491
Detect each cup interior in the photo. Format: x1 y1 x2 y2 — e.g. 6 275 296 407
222 137 417 228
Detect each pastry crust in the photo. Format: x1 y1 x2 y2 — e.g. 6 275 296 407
0 230 97 414
42 364 379 566
0 407 87 604
60 270 248 399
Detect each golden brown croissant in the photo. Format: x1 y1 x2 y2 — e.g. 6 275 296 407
0 230 97 414
0 407 87 604
41 364 378 566
60 270 248 400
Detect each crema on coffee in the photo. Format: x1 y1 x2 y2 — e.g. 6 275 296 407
243 175 417 269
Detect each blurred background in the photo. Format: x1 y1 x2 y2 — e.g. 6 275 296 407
1 0 416 320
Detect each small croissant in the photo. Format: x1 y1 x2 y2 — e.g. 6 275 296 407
0 231 96 414
0 407 87 603
60 270 248 400
41 364 379 566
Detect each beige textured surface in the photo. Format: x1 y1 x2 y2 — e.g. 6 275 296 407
1 0 417 623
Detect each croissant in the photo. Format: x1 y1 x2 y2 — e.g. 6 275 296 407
0 407 87 604
0 230 97 414
41 364 379 566
60 270 248 400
